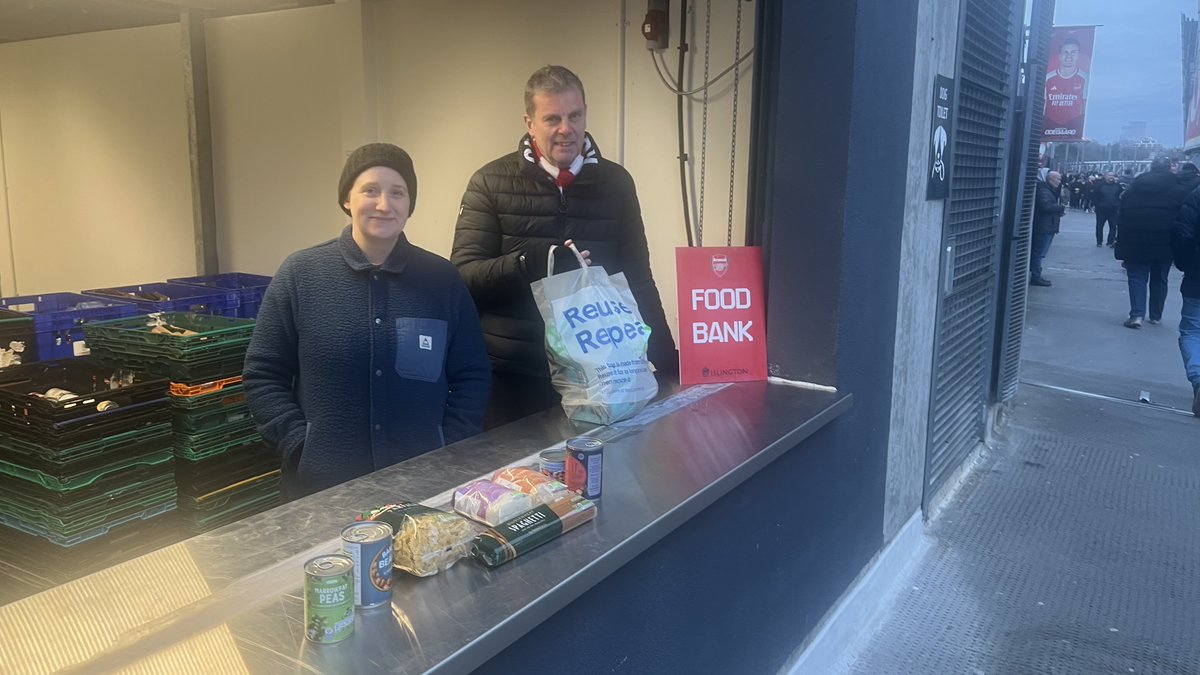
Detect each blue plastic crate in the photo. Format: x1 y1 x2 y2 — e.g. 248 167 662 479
81 283 240 318
168 273 271 319
1 292 141 360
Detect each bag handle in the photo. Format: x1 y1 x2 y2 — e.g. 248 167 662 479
546 242 589 277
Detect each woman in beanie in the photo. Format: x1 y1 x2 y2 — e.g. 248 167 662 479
243 143 491 499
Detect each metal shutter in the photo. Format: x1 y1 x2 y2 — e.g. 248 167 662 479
993 0 1055 401
924 0 1022 507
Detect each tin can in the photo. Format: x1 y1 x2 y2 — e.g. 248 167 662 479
341 521 394 608
565 436 603 500
303 554 355 643
539 448 566 483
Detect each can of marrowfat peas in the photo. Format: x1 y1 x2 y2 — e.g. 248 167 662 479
565 436 603 500
341 521 394 608
303 554 355 643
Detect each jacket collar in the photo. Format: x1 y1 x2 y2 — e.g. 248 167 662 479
337 225 411 274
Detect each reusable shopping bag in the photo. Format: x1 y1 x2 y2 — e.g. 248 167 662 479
530 244 659 425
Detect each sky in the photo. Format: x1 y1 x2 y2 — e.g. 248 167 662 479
1052 0 1197 145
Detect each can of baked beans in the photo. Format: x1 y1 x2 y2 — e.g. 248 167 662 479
340 521 394 608
303 554 355 643
539 448 566 483
565 436 603 500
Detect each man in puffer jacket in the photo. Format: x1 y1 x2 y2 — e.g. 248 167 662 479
1115 156 1190 328
1172 182 1200 416
452 65 678 428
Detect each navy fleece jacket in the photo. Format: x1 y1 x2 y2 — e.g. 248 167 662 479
244 226 490 497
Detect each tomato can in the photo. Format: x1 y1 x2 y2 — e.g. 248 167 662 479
303 554 355 643
341 521 394 608
539 448 566 483
565 436 603 500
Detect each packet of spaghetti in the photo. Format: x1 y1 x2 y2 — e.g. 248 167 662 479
471 494 596 567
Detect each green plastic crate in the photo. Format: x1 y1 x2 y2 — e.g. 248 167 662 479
82 313 255 353
172 419 260 460
0 448 173 491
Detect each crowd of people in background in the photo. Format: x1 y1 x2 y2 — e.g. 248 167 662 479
1033 156 1200 417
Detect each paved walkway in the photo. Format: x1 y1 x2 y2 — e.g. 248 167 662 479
841 210 1200 674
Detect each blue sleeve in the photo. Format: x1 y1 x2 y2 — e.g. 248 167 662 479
243 259 308 463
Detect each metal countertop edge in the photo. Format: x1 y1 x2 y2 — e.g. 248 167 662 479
430 392 855 675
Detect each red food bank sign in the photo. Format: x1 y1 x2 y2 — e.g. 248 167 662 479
675 247 767 386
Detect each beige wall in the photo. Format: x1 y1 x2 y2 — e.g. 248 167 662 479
0 1 754 336
0 24 194 296
205 4 363 276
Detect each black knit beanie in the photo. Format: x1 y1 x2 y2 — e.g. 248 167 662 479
338 143 417 216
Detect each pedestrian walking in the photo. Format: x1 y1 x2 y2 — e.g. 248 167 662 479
1172 181 1200 416
1092 171 1123 247
1115 156 1189 329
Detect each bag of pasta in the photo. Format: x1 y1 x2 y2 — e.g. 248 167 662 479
358 502 477 578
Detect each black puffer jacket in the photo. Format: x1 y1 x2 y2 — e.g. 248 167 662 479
1091 180 1123 210
1173 186 1200 298
1033 180 1065 235
1116 168 1191 263
452 133 676 378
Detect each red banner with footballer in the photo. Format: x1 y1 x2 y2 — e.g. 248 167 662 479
675 247 767 386
1042 26 1096 143
1188 39 1200 153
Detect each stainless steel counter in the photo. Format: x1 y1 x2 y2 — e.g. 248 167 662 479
0 381 850 675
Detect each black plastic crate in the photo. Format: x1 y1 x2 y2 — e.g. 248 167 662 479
175 439 276 495
177 472 281 533
0 359 169 425
0 398 171 450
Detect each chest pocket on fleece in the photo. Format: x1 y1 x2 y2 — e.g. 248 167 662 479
395 317 448 382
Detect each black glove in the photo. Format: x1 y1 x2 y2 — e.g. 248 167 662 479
521 241 580 281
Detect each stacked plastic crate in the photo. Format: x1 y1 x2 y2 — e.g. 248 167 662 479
83 313 281 533
168 273 273 319
0 360 176 549
0 308 39 366
81 282 241 318
1 293 141 360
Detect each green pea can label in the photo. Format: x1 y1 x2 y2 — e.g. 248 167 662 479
304 554 355 644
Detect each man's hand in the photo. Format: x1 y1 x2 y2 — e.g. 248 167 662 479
564 239 593 266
